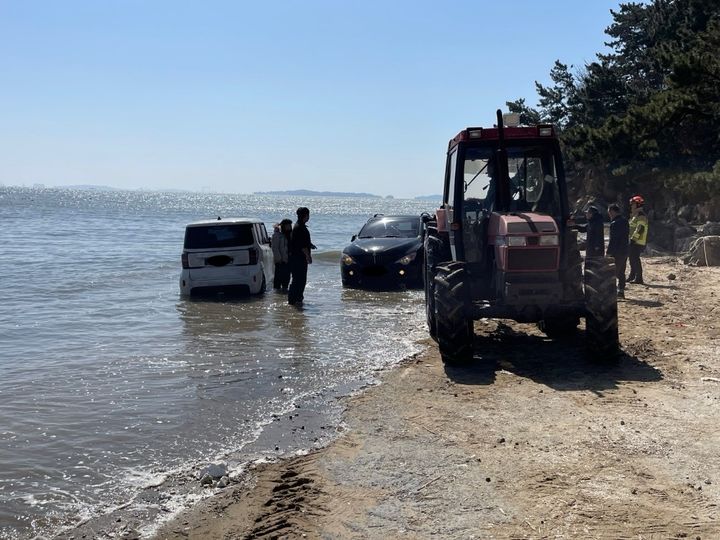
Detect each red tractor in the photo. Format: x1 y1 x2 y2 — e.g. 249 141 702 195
424 110 619 364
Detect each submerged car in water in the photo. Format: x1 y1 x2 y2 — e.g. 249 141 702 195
180 217 273 296
341 214 425 289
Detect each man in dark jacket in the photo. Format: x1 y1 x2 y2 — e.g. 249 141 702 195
288 207 313 305
607 203 630 298
580 205 605 258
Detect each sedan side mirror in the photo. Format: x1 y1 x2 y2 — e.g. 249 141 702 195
351 235 357 242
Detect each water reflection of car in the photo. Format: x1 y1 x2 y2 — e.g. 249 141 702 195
341 214 425 289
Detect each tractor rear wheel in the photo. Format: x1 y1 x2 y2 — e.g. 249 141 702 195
434 262 474 364
584 257 620 361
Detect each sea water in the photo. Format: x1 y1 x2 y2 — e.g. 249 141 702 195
0 187 436 539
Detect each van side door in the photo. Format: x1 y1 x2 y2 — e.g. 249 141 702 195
256 223 274 284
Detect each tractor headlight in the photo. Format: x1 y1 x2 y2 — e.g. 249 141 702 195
507 236 527 247
341 254 356 266
396 252 417 265
539 235 559 246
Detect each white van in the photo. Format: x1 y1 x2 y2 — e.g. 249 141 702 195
179 218 274 296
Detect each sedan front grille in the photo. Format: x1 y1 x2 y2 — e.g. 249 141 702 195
356 253 388 265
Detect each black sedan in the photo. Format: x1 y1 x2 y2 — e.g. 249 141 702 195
341 214 425 289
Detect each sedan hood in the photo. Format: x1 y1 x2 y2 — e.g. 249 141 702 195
344 237 421 257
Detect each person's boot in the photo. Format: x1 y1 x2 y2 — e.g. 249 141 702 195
617 289 625 299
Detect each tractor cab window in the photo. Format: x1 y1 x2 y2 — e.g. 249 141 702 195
462 146 560 216
462 147 494 264
506 149 560 215
463 148 493 212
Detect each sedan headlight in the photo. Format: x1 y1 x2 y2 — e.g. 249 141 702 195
539 235 559 246
341 254 356 266
396 252 417 265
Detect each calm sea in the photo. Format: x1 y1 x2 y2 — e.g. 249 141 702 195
0 187 436 539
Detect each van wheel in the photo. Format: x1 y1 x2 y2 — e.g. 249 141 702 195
434 262 474 365
584 257 620 361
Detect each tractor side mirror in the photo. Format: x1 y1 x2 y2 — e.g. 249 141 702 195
351 235 357 242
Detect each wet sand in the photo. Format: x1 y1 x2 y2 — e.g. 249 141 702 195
153 257 720 539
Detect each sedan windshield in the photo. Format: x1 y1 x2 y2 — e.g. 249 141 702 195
358 217 419 238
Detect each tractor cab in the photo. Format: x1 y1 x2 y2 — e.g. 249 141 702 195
437 116 571 307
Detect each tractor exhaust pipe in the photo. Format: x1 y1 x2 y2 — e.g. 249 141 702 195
495 109 511 211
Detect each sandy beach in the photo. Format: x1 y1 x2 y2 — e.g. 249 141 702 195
145 257 720 539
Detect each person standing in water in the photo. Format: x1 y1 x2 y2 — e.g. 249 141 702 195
288 207 313 305
271 218 292 290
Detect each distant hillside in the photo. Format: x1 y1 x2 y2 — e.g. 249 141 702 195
414 194 442 201
254 189 380 198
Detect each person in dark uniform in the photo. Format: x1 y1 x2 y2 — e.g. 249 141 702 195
607 203 630 298
579 205 605 258
288 207 313 305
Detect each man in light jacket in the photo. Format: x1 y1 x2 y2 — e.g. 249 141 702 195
271 219 292 289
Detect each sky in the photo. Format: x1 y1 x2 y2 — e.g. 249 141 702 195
0 1 622 198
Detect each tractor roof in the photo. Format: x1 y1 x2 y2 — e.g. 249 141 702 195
449 125 557 150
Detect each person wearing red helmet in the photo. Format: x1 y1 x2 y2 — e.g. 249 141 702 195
627 195 648 284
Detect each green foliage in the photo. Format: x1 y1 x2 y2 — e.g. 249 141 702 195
510 0 720 204
535 61 576 129
505 98 542 125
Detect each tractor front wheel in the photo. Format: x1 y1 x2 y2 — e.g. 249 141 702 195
584 257 620 361
434 262 474 364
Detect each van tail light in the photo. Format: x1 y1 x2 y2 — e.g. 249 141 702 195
181 253 189 269
248 248 258 265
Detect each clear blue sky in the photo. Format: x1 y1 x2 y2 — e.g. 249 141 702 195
0 1 621 197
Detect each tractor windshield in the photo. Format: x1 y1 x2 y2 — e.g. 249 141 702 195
463 145 561 216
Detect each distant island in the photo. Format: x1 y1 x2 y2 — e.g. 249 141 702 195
254 189 381 198
6 184 443 200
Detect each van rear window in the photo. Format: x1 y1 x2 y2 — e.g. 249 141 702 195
184 224 254 249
